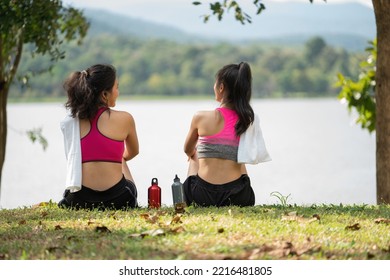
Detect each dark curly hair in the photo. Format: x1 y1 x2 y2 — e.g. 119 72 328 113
64 64 116 119
215 62 254 136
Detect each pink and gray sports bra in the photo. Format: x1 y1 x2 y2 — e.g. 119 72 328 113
81 107 124 163
197 107 239 161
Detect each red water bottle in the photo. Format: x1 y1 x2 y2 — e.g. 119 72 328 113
148 178 161 208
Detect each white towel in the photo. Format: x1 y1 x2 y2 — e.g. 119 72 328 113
237 114 271 164
60 114 82 192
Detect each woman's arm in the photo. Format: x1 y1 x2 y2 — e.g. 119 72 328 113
184 112 201 159
123 113 139 161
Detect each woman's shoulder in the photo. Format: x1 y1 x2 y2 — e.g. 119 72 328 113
193 109 221 128
194 109 218 119
109 108 131 116
108 109 135 123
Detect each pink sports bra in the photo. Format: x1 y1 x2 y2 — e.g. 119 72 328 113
81 107 124 163
197 107 240 161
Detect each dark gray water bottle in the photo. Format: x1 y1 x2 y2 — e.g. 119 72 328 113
171 174 185 210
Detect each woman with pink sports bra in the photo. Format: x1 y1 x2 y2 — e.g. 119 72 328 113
58 64 139 209
183 62 255 207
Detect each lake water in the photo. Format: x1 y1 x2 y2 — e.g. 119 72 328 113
0 98 376 209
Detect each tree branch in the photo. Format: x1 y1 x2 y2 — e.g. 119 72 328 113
8 30 24 89
0 35 3 80
194 0 327 24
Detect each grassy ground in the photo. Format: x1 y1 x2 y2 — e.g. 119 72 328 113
0 203 389 260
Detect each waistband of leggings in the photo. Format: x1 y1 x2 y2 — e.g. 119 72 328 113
195 174 249 192
80 175 128 197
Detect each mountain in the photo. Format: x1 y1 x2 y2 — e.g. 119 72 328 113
83 2 375 51
84 9 202 43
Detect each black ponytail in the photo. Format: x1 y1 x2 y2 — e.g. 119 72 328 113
216 62 254 136
64 64 116 119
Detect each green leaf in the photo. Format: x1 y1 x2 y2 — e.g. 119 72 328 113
335 39 376 133
26 128 48 151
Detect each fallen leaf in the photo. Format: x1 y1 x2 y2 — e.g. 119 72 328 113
95 226 111 233
308 214 321 223
296 245 322 256
374 218 390 225
281 215 299 222
248 240 321 259
156 210 167 216
367 252 375 259
129 228 165 239
281 211 298 221
170 226 185 234
66 236 78 241
249 242 293 258
128 233 142 238
46 246 63 253
312 214 321 220
140 213 159 224
282 212 320 224
140 213 149 219
170 214 182 224
129 226 187 239
282 215 305 223
174 203 186 214
32 201 50 208
149 228 165 237
34 223 44 231
345 223 361 231
283 242 293 249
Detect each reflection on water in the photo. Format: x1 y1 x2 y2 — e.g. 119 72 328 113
1 98 376 209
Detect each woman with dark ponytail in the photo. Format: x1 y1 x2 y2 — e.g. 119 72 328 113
183 62 257 207
59 64 139 210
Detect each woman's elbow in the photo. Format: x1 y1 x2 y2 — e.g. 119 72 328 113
184 145 191 156
184 146 195 158
123 147 139 161
130 148 139 160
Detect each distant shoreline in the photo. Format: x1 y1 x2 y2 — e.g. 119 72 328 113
8 95 337 104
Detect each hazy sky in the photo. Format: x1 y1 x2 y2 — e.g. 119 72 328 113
62 0 373 22
63 0 373 9
62 0 375 40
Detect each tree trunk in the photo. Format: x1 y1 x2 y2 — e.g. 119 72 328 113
0 83 8 203
0 30 23 205
373 0 390 204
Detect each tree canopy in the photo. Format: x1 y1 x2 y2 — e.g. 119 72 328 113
0 0 89 200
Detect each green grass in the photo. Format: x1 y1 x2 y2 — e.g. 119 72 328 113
0 203 389 260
